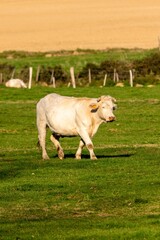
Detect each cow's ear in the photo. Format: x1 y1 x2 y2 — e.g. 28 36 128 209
100 95 117 103
97 97 101 102
106 96 116 103
97 96 104 102
112 97 116 103
89 103 99 111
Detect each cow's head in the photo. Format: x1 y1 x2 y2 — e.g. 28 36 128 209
90 95 117 122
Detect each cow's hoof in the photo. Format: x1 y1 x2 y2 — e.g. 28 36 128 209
75 155 81 160
42 155 50 160
58 150 64 160
91 156 97 160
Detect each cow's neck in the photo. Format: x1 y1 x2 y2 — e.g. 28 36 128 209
90 114 103 137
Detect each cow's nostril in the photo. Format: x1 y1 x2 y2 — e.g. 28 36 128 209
109 116 115 121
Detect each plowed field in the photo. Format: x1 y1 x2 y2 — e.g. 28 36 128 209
0 0 160 51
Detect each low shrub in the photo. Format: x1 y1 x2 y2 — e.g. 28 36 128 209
38 65 68 86
0 63 14 82
1 50 160 87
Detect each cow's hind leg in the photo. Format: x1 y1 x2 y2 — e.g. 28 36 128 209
37 103 50 160
50 134 64 160
75 139 85 159
37 124 49 160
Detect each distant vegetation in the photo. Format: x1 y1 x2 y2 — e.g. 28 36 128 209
0 48 160 86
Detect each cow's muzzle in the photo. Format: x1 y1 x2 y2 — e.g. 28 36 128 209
108 116 116 122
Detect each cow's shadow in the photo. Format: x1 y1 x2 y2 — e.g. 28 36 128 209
55 152 134 159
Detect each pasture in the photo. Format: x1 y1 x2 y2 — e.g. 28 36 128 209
0 86 160 239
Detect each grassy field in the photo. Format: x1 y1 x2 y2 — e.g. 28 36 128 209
0 48 157 76
0 85 160 239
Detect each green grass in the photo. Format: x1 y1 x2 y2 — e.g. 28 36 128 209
0 48 157 75
0 86 160 239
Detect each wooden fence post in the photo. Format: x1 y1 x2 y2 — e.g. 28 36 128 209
50 70 54 83
11 69 15 79
103 74 107 86
36 66 40 82
116 72 119 82
67 82 71 87
52 76 56 88
113 69 119 83
88 68 92 84
50 69 56 88
113 69 116 82
129 70 133 87
70 67 76 88
28 67 33 89
0 73 2 84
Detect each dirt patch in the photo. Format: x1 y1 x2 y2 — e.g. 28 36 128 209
0 0 160 52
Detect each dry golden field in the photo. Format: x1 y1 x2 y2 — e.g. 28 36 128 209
0 0 160 52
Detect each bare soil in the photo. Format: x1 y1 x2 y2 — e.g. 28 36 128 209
0 0 160 52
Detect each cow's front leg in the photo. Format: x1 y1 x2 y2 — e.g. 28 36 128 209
78 130 97 160
86 143 97 160
50 134 64 160
75 139 85 159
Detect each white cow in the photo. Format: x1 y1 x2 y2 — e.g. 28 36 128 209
5 79 27 88
36 93 117 160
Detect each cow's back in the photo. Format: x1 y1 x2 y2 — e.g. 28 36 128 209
38 93 93 112
36 93 94 136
